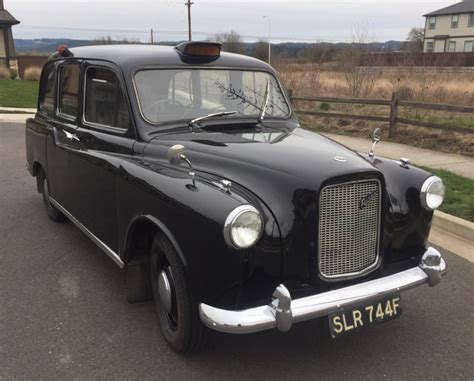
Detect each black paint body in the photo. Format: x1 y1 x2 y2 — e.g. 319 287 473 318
25 45 435 310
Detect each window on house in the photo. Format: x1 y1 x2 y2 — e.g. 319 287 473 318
428 16 436 30
464 41 474 52
469 13 474 27
426 41 434 53
84 67 130 130
448 41 456 52
58 64 80 119
451 14 459 28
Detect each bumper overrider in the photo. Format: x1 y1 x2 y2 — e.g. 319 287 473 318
199 247 447 334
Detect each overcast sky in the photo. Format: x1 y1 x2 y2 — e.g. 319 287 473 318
5 0 460 43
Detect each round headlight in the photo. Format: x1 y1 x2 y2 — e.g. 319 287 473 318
420 176 445 210
224 205 263 249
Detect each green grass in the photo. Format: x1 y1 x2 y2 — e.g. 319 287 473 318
421 167 474 222
0 80 38 108
408 113 474 129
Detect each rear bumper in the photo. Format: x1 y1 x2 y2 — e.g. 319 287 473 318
199 247 447 334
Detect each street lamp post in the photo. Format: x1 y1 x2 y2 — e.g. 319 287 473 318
263 16 271 64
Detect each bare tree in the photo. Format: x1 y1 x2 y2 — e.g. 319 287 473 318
214 30 245 54
95 35 141 45
252 41 268 61
405 27 425 52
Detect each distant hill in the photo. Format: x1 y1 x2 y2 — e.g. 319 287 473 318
14 38 403 59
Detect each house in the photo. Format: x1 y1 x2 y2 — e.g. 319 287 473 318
0 0 20 68
423 0 474 53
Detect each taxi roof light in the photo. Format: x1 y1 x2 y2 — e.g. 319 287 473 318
175 42 222 58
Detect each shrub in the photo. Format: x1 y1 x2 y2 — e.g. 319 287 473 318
10 68 18 80
319 102 331 111
23 66 42 81
0 67 10 80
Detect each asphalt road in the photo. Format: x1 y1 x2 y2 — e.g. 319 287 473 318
1 122 473 380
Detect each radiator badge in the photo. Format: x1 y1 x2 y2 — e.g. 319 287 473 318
333 156 347 162
360 191 378 209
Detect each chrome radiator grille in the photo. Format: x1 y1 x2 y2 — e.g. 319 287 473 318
318 179 381 279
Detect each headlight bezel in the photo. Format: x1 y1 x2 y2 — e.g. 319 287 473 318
420 175 445 211
223 205 263 250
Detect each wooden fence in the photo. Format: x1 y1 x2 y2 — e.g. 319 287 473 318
288 91 474 137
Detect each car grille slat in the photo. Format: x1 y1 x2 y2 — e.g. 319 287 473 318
318 179 381 279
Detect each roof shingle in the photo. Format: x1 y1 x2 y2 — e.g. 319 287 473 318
424 0 474 17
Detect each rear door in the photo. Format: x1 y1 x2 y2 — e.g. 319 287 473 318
66 62 136 253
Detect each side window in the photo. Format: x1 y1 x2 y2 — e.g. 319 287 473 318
39 64 56 114
85 67 130 130
59 64 80 119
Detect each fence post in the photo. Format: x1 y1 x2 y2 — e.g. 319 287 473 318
389 92 399 138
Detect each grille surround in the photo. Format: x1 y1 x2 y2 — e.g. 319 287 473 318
318 179 382 280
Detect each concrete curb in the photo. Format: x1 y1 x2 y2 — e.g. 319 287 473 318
431 210 473 263
0 107 36 114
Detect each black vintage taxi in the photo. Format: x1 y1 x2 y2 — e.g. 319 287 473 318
26 42 447 353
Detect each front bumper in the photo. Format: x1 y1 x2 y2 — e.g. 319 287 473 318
199 247 447 334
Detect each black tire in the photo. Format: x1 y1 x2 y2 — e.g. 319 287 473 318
40 171 66 222
150 234 208 353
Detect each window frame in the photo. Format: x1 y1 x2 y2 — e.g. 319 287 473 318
132 67 293 127
451 14 459 28
447 41 456 52
428 16 436 30
469 13 474 27
38 61 57 116
82 64 133 134
426 41 434 53
464 40 474 52
56 61 82 122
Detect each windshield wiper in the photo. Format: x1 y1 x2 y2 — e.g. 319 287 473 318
189 111 238 129
257 79 271 124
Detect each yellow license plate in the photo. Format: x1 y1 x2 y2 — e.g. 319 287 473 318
328 293 402 338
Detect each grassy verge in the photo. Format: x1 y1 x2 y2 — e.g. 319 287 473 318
407 113 474 129
0 80 38 108
421 167 474 222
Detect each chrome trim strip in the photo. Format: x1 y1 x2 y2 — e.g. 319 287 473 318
318 178 382 281
199 247 447 334
49 197 125 269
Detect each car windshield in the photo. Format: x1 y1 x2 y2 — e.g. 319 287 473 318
134 69 291 125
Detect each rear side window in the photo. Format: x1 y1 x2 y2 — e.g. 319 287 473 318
39 64 56 114
58 64 80 119
84 67 130 130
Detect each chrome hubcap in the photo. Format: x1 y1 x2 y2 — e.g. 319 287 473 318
158 269 172 314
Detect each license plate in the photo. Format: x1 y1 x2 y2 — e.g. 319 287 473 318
328 293 402 338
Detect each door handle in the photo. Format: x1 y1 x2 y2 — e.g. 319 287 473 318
64 131 80 142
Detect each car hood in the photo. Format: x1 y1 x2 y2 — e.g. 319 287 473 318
144 127 381 237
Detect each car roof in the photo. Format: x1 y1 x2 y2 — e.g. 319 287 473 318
69 44 273 71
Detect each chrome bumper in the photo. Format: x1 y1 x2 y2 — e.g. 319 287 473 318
199 247 447 334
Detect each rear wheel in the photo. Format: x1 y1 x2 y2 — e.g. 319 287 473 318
150 234 208 353
40 172 65 222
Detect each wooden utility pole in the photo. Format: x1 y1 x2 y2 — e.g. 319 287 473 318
150 28 154 44
185 0 193 41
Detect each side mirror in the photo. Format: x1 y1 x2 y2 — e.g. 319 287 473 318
369 128 381 158
167 144 187 165
167 144 196 188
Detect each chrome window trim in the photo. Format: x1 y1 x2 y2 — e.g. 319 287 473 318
132 68 293 127
318 178 382 281
49 197 125 269
82 65 130 134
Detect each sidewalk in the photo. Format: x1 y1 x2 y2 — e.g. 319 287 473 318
322 133 474 179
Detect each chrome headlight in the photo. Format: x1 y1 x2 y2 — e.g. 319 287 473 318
224 205 263 249
420 176 445 210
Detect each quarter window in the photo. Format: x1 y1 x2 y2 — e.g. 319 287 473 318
84 67 130 130
39 64 55 114
448 41 456 52
464 41 474 52
428 16 436 30
451 14 459 28
58 64 80 119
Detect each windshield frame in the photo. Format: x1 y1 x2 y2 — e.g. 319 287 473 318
132 66 293 127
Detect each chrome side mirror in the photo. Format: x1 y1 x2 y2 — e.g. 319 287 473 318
167 144 196 188
369 128 381 158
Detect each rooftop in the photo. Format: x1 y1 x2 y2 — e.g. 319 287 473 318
0 0 20 25
424 0 474 17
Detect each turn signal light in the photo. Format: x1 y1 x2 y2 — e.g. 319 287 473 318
57 45 73 58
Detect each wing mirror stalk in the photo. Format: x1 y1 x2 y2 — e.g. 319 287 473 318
167 144 196 189
368 128 381 158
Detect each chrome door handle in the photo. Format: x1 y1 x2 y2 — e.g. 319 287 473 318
64 131 80 142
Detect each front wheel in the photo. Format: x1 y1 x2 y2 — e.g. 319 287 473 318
40 172 65 222
150 234 208 353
